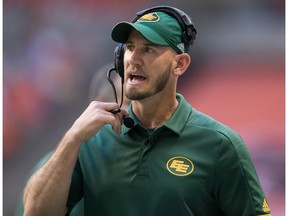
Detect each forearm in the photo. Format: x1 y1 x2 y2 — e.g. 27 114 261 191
23 132 82 216
23 101 126 215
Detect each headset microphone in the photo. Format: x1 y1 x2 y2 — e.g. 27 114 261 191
123 116 135 128
107 68 135 128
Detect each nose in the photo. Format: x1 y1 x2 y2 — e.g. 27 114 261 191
125 47 142 68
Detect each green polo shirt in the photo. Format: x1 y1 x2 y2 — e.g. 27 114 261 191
67 94 271 216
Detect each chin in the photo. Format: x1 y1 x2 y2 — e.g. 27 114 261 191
126 91 152 101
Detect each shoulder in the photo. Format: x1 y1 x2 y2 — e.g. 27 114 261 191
186 107 245 149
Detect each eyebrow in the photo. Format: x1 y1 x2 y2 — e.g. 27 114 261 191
126 40 164 49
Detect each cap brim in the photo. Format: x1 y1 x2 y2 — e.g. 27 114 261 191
111 22 168 46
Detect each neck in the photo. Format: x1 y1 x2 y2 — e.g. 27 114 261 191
132 93 178 129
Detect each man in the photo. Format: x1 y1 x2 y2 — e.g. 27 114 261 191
23 6 271 216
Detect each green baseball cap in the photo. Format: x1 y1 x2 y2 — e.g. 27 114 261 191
111 12 189 54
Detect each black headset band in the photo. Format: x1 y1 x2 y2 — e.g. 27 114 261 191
135 6 191 25
132 5 197 43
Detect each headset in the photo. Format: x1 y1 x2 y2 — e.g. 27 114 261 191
107 6 197 128
113 5 197 79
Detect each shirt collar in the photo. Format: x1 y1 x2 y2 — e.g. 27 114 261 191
122 93 192 135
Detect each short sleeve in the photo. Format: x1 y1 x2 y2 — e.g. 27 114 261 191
214 135 271 216
66 159 84 215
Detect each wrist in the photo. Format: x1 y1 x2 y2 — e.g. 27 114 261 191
64 129 86 146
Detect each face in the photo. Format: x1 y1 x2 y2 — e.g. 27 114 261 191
124 30 177 101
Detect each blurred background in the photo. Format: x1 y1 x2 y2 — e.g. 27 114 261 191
3 0 284 215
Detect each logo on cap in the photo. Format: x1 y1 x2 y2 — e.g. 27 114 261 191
177 43 185 53
138 13 160 22
166 156 194 176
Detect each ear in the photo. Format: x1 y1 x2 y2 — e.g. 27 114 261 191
173 53 191 77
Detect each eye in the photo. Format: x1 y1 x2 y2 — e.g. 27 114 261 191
144 46 154 53
125 44 134 52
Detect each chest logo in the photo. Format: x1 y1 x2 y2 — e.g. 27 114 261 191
166 156 194 176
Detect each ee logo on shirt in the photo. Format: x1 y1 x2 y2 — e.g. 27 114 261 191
166 156 194 176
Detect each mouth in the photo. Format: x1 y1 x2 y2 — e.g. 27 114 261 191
128 74 147 84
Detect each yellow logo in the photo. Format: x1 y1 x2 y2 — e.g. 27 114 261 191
166 156 194 176
262 199 270 212
138 13 160 22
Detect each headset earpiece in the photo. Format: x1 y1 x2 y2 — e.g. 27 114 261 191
113 43 125 79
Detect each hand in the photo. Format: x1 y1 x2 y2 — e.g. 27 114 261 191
67 101 129 143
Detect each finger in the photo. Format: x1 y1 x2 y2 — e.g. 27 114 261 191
120 109 129 116
109 109 121 114
110 113 123 134
90 101 120 113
